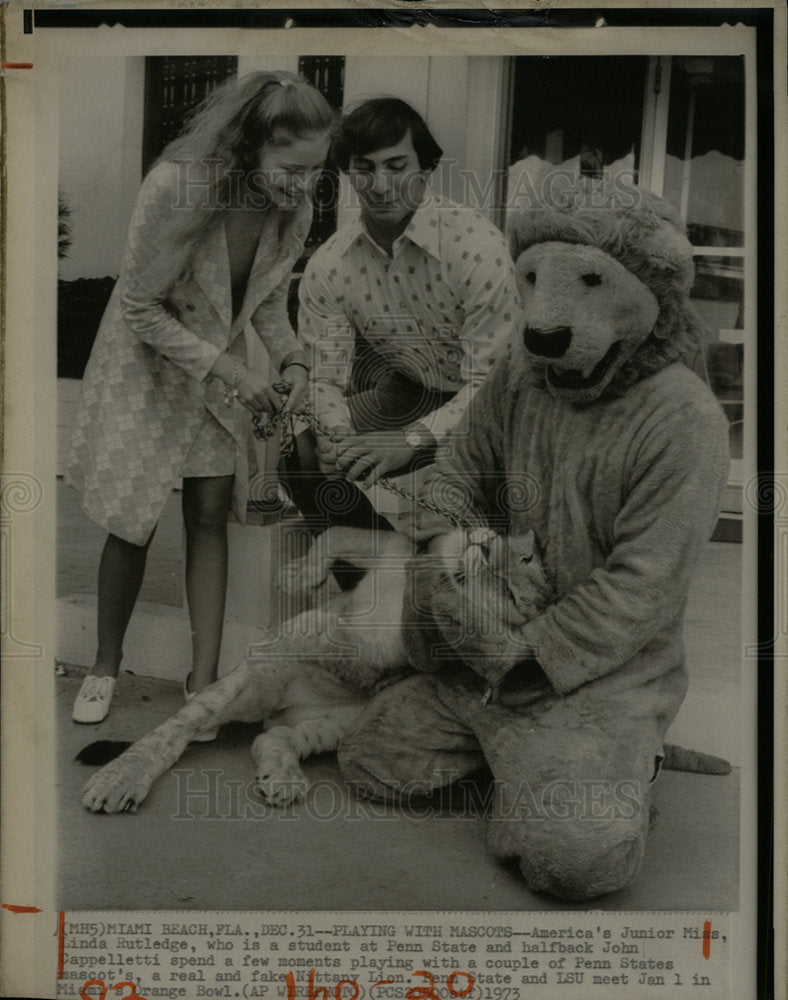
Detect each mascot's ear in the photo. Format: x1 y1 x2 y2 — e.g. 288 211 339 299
634 216 695 290
617 189 695 292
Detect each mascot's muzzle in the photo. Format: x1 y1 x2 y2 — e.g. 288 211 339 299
523 326 572 359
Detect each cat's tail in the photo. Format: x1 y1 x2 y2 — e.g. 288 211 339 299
662 743 732 775
75 740 132 766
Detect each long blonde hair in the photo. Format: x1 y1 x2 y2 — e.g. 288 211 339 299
142 71 335 295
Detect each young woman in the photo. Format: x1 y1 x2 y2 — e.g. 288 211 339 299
66 71 334 726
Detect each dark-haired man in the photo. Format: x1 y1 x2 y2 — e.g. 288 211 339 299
283 97 518 532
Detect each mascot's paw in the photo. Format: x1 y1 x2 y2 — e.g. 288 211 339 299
81 751 156 813
252 735 309 807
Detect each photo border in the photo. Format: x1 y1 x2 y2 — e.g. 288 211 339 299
2 4 784 998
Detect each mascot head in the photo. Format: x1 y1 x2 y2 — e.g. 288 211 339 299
508 189 702 404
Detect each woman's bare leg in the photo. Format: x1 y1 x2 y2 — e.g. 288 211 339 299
91 530 156 678
181 475 234 693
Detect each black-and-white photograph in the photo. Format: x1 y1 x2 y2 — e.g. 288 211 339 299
54 45 746 912
2 6 782 999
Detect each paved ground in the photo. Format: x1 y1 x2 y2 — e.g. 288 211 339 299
56 481 743 912
57 669 740 913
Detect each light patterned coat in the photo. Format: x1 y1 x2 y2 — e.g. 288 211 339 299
66 161 310 545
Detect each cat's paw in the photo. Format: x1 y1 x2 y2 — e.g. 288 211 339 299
81 752 155 813
252 736 308 806
255 759 309 807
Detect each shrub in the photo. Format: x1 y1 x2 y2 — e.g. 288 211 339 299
57 276 116 379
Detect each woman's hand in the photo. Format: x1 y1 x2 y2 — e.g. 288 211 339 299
236 369 282 414
280 364 309 414
210 354 280 414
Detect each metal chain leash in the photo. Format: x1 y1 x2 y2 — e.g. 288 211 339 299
252 383 470 530
255 386 502 707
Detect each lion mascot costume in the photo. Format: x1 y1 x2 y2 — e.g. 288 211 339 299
337 189 731 901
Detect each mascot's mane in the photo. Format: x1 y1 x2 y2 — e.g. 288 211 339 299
508 190 708 400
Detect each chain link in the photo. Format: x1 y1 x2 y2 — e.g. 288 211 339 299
258 387 493 705
252 384 468 529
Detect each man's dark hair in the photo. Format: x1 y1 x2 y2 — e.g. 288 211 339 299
332 97 443 173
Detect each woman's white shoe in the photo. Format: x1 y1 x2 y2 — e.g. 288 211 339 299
72 675 116 724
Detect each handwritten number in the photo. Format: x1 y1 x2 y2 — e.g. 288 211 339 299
406 970 441 1000
80 982 146 1000
286 968 475 1000
447 972 475 998
112 982 148 1000
334 979 360 1000
80 983 107 1000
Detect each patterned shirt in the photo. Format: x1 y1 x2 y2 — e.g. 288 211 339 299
298 197 519 439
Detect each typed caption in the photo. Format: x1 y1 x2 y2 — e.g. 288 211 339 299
58 912 730 1000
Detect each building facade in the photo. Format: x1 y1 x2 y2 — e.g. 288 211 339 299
58 53 747 529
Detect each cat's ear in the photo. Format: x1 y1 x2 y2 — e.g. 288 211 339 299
518 529 536 563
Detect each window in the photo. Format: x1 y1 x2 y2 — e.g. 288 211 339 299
505 57 648 220
142 56 239 174
298 56 345 258
664 57 745 470
652 56 747 531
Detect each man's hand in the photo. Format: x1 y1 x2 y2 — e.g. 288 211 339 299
279 365 309 414
315 425 353 475
334 430 413 486
430 572 532 687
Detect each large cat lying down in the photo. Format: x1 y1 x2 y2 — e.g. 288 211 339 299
80 527 729 814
